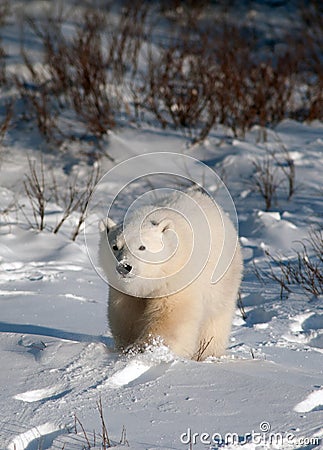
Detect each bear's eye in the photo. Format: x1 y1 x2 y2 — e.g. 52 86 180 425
112 244 118 251
138 245 146 251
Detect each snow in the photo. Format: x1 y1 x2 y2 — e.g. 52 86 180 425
1 128 322 450
0 2 323 450
7 422 63 450
294 390 323 414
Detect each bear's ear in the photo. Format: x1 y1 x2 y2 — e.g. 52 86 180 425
157 218 173 233
99 217 116 233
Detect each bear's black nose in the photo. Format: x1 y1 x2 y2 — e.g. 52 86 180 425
116 262 133 276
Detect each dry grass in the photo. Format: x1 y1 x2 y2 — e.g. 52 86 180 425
72 396 129 449
193 337 214 362
255 230 323 299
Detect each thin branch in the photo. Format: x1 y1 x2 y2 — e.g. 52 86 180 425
97 396 111 449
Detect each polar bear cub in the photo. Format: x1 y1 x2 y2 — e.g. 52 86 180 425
99 188 242 360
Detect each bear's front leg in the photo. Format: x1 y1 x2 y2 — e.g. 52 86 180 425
131 295 204 359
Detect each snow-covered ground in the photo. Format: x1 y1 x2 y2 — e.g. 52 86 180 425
0 2 322 450
1 121 322 450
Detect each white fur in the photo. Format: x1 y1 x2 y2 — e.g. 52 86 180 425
99 189 243 360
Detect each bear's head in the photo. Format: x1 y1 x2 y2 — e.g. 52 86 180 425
99 208 197 298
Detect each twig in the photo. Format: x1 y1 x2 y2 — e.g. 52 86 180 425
97 396 111 449
23 155 48 231
74 414 91 449
193 337 214 361
71 164 101 241
237 292 247 320
119 425 129 446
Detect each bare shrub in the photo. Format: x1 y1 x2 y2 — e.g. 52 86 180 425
108 0 149 81
250 152 282 211
152 1 321 136
14 30 63 143
246 58 296 129
18 7 116 143
22 155 100 240
144 44 211 133
207 20 300 137
273 146 296 200
70 164 101 241
17 77 59 143
17 2 152 147
205 24 255 137
0 102 13 145
237 292 247 321
256 230 323 299
0 1 9 27
12 0 323 146
141 24 219 142
298 0 323 121
249 143 297 210
0 0 10 86
304 77 323 121
23 156 48 231
52 164 101 241
159 0 210 24
0 197 19 231
0 39 6 86
66 10 115 137
50 172 83 235
139 17 300 141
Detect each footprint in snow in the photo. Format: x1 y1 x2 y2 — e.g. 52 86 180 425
283 312 323 350
303 314 323 349
103 359 153 388
245 307 276 328
17 337 47 361
101 346 175 389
